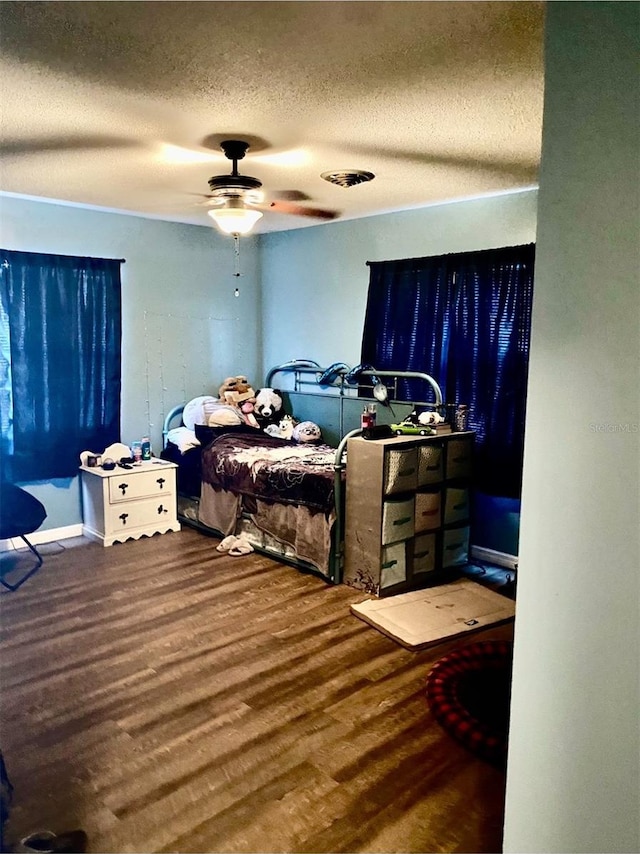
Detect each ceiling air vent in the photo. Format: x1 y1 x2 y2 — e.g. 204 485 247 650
321 170 375 188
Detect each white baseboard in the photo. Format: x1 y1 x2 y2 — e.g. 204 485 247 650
470 545 518 571
0 523 84 552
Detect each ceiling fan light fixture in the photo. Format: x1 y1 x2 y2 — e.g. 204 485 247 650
321 170 375 188
208 198 263 236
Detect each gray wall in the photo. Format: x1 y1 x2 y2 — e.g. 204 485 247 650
1 195 261 528
2 189 537 534
260 188 538 556
504 4 640 852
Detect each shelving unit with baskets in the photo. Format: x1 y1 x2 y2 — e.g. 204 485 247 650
343 432 474 596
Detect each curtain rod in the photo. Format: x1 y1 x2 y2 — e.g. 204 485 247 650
366 242 535 267
0 248 126 263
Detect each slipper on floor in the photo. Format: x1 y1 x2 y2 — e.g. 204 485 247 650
216 535 239 552
17 829 88 853
229 540 254 556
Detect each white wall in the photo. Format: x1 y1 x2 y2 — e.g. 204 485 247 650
259 189 537 376
504 4 640 852
0 195 261 528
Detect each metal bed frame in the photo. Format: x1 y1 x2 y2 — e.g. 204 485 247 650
162 359 444 583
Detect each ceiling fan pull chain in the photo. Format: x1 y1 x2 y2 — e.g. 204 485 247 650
233 234 241 296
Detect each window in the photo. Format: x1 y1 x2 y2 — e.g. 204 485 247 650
0 250 123 481
361 244 535 497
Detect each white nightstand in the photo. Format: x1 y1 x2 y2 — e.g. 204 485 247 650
79 459 181 547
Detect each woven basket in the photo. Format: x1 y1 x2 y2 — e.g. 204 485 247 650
383 447 418 495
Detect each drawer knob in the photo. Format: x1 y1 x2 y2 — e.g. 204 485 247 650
157 504 168 515
156 477 166 489
119 513 128 525
118 482 129 495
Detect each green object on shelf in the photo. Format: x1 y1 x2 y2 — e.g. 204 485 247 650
390 422 434 436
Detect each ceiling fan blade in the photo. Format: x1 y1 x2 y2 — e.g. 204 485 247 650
263 200 340 220
187 192 337 218
271 189 312 202
0 135 139 157
183 193 225 207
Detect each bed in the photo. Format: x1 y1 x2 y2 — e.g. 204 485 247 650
161 360 444 583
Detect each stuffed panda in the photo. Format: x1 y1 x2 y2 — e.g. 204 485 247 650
253 388 284 430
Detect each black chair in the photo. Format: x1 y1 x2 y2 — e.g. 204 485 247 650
0 482 47 591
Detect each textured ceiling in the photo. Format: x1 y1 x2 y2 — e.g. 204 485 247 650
0 1 545 234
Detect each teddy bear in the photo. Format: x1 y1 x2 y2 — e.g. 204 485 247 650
218 375 256 407
253 388 285 430
217 376 260 428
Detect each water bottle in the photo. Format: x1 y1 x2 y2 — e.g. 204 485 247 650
367 403 377 427
361 404 377 430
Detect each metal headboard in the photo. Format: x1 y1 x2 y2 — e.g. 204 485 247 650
162 360 444 448
162 404 187 447
265 360 443 405
265 359 443 439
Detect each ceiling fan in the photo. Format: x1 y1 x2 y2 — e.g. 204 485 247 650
198 139 340 236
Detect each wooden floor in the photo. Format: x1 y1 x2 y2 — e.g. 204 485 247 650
0 529 513 853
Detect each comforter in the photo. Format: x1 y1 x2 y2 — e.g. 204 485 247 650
200 432 340 513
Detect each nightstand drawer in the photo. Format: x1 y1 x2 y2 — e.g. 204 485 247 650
106 495 177 532
108 468 174 503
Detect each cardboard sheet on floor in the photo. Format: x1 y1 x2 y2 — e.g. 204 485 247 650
350 579 515 650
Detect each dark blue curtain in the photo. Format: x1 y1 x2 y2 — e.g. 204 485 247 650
361 244 535 497
0 249 122 481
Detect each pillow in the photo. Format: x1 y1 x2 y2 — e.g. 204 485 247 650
182 395 218 431
202 400 243 427
166 427 200 454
